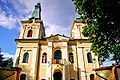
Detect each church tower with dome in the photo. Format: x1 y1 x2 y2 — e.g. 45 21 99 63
13 3 99 80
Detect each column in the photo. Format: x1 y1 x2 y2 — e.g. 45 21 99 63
19 25 25 39
63 58 66 80
13 47 21 67
95 55 99 67
30 47 38 80
48 42 52 80
63 42 68 60
78 47 86 80
63 42 68 80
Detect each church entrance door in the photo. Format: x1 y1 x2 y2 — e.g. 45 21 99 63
53 70 62 80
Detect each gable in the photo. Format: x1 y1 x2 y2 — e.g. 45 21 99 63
47 34 69 41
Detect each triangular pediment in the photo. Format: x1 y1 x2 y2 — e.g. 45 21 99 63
47 34 69 41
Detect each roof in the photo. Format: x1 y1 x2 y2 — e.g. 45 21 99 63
93 64 120 71
0 67 22 71
15 33 89 43
47 34 70 39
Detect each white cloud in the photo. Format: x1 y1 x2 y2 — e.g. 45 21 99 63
1 52 15 60
45 24 71 37
103 61 116 67
6 0 76 36
0 11 19 29
1 0 6 3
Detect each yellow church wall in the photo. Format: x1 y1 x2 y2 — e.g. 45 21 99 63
18 47 33 76
38 45 48 79
71 21 88 39
117 68 120 80
14 41 39 80
14 23 99 80
68 45 79 80
40 68 47 79
17 43 38 48
14 40 99 80
95 70 113 80
82 47 97 80
69 67 78 79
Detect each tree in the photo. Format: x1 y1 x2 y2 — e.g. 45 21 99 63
0 48 13 67
74 0 120 65
0 48 4 66
7 58 13 68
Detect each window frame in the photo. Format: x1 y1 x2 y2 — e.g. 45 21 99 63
42 52 47 63
87 52 93 63
54 50 62 59
20 74 26 80
27 29 33 37
69 53 74 63
22 53 29 63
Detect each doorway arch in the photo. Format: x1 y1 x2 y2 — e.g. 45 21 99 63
53 69 62 80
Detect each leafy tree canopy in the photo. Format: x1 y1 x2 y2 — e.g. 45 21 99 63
0 48 4 66
0 48 13 67
74 0 120 64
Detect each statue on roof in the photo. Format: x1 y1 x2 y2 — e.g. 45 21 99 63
76 8 82 21
29 3 42 20
72 0 82 21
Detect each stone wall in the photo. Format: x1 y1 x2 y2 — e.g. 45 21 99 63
0 67 22 80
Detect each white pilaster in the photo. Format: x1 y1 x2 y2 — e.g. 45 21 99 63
30 47 38 80
63 42 68 60
95 55 99 67
63 42 68 80
63 58 66 80
48 42 52 80
19 25 25 39
13 47 21 67
77 45 86 80
79 47 86 80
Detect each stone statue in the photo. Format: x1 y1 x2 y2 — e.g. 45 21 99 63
29 3 41 20
76 7 82 20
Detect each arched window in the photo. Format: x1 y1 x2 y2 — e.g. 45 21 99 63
20 74 26 80
27 30 32 37
90 74 95 80
23 53 29 63
69 53 74 63
42 53 47 63
87 53 93 63
54 50 62 59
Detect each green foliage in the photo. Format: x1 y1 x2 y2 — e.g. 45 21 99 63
0 48 4 66
7 58 13 68
74 0 120 64
0 48 13 67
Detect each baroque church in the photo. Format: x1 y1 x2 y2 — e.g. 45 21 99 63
13 3 99 80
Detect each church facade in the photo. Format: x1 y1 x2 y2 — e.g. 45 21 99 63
13 3 99 80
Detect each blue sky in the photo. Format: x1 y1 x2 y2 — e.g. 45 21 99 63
0 0 76 60
0 0 115 66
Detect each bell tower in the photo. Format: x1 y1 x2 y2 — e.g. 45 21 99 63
13 3 45 80
19 3 45 39
71 1 88 39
